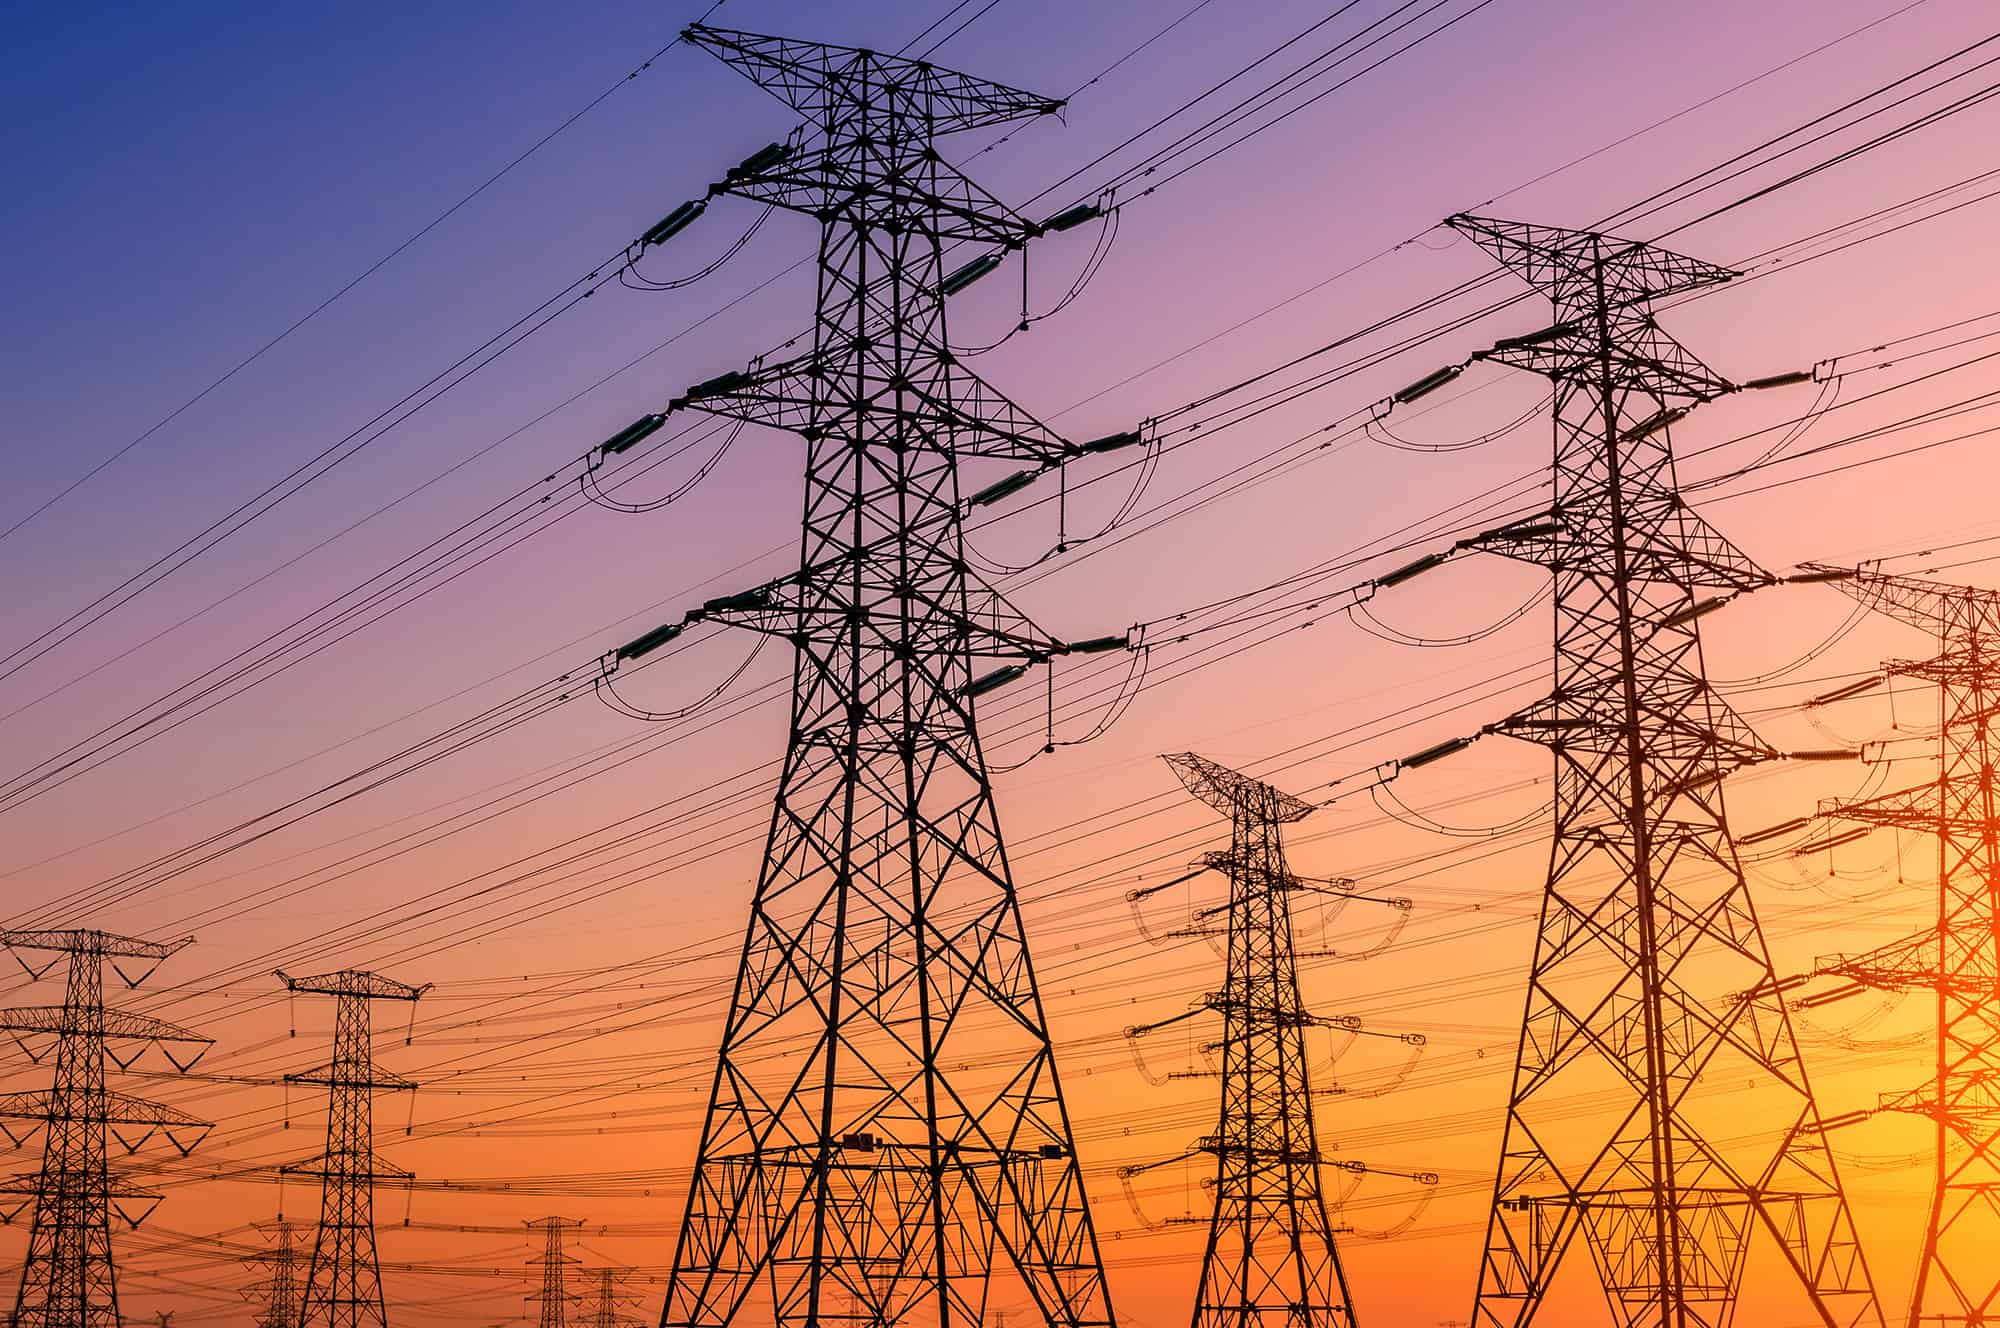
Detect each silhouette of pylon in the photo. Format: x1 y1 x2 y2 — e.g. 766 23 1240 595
278 968 428 1328
1802 563 2000 1328
1165 753 1359 1327
0 929 211 1328
245 1219 306 1328
527 1216 584 1328
1442 214 1881 1328
655 24 1114 1328
588 1266 638 1328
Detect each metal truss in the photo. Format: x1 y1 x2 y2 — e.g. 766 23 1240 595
1 929 210 1328
1162 754 1359 1328
530 1216 585 1328
1446 214 1881 1328
280 968 428 1328
656 24 1113 1328
1803 564 2000 1327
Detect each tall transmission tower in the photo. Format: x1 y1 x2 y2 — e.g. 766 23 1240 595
279 968 428 1328
0 929 211 1328
1438 214 1880 1328
1160 753 1360 1327
653 24 1116 1328
1797 563 2000 1328
245 1219 306 1328
528 1217 585 1328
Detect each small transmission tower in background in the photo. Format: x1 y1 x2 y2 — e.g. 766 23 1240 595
657 25 1114 1328
527 1216 584 1328
1802 564 2000 1328
279 968 428 1328
0 929 211 1328
1442 215 1879 1328
245 1218 306 1328
1162 753 1359 1327
588 1267 639 1328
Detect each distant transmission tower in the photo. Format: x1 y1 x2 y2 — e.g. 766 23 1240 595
1798 563 2000 1328
653 24 1116 1328
589 1268 639 1328
528 1217 584 1328
1437 214 1880 1328
246 1219 306 1328
279 968 428 1328
0 929 211 1328
1158 753 1359 1327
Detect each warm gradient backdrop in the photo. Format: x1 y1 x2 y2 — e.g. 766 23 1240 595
6 0 2000 1324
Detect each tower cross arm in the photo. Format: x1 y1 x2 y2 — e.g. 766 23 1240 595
283 1061 418 1092
682 24 1064 135
1164 752 1316 823
668 340 1088 466
0 1004 213 1044
0 1088 207 1129
0 929 192 959
276 968 430 1001
1799 560 2000 641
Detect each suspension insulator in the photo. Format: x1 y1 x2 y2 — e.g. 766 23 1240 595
965 663 1027 697
1376 551 1448 588
1390 365 1463 405
598 413 668 458
641 199 707 247
1621 406 1688 441
969 469 1037 506
941 253 1004 295
1740 369 1815 390
686 369 750 400
1041 202 1101 233
728 142 791 179
1488 320 1580 352
615 621 684 661
1401 735 1472 769
1080 428 1144 454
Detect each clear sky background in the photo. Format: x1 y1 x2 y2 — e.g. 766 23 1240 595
5 0 2000 1324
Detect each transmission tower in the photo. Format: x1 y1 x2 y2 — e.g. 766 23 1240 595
245 1219 307 1328
279 968 428 1328
1160 753 1359 1327
1796 563 2000 1327
528 1217 585 1328
589 1268 640 1328
1436 214 1880 1328
0 929 211 1328
651 24 1116 1328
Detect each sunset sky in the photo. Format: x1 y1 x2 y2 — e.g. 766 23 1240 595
6 0 2000 1324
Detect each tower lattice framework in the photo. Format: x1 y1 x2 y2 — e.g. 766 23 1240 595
1801 564 2000 1327
246 1219 306 1328
591 1268 640 1328
658 24 1113 1328
279 968 428 1328
1165 754 1358 1328
529 1216 585 1328
0 929 211 1328
1445 214 1879 1328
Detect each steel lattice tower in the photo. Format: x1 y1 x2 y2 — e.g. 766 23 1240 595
1799 564 2000 1327
279 968 428 1328
1443 215 1879 1328
591 1268 639 1328
657 24 1113 1328
0 929 211 1328
529 1217 585 1328
1165 754 1358 1328
246 1219 306 1328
